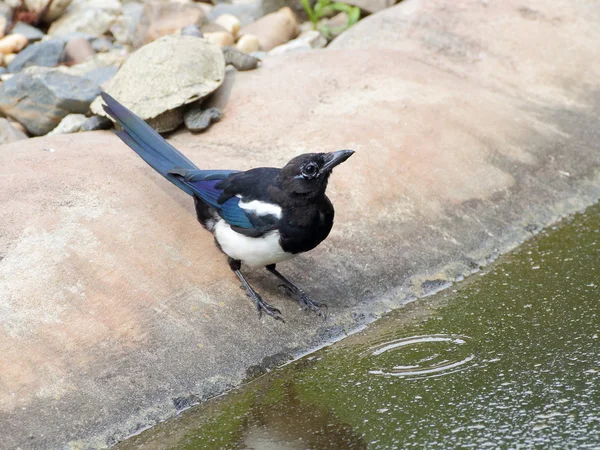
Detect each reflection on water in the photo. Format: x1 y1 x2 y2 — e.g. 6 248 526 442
118 204 600 449
366 334 476 379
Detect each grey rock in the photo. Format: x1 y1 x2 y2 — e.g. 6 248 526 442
0 68 100 136
268 30 327 55
109 1 144 47
10 22 46 42
0 68 7 76
80 114 112 131
91 37 115 53
223 47 260 71
181 24 203 38
0 118 28 144
90 35 225 133
80 65 119 87
184 105 222 132
48 1 120 37
47 113 87 135
7 39 66 73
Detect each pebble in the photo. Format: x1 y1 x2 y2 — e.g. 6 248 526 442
7 39 65 73
181 25 203 38
239 7 299 51
235 34 260 53
223 47 260 71
184 105 222 132
203 31 235 48
0 34 28 55
91 37 115 53
4 53 16 65
0 117 28 144
215 14 242 38
10 22 46 42
47 113 88 136
268 30 326 55
80 115 112 132
64 37 96 65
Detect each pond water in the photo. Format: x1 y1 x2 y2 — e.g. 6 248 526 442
118 204 600 449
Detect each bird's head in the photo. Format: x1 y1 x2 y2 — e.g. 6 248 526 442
277 150 355 198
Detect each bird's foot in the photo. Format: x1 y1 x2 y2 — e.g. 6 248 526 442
243 286 285 322
279 284 327 319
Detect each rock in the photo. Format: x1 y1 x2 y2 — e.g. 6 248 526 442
0 67 6 76
209 2 263 27
3 53 15 65
215 14 241 39
0 67 100 136
48 1 120 37
181 25 203 38
318 12 350 38
135 1 205 47
7 39 65 73
63 36 95 65
335 0 395 14
79 65 119 87
0 16 8 39
24 0 74 24
0 118 28 144
0 34 28 55
203 31 235 48
80 114 112 131
91 37 115 53
9 22 46 42
240 7 299 51
184 105 223 132
236 34 260 53
109 2 144 47
268 30 326 55
63 49 126 86
90 35 225 133
47 113 87 135
223 47 260 71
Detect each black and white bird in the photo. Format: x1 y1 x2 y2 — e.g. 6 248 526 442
101 93 354 322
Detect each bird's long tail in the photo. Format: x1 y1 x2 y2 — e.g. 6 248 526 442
101 92 198 196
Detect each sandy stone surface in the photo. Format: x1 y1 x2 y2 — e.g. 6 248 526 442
1 0 599 447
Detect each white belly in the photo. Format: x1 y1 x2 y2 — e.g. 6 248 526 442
213 220 295 267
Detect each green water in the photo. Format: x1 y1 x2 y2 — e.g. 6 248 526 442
119 204 600 449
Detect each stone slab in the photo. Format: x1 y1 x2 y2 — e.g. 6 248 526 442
1 0 600 448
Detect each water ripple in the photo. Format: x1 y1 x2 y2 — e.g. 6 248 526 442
364 334 477 380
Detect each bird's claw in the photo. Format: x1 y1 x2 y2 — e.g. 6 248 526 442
278 284 327 320
242 284 285 322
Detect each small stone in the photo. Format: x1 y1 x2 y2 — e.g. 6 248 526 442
136 1 205 47
3 53 16 65
10 22 46 42
63 37 95 65
0 34 28 55
239 7 299 51
181 25 203 38
0 16 8 39
223 47 260 71
47 113 87 135
91 37 115 53
80 114 112 132
235 34 260 53
24 0 74 24
0 118 28 144
7 39 65 73
204 32 235 48
80 65 119 87
268 30 326 55
110 2 144 47
48 3 120 37
215 14 242 39
0 67 100 136
184 105 222 132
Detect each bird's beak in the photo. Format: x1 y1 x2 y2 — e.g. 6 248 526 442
322 149 355 173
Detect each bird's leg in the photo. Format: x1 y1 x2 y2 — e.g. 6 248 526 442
265 264 327 319
229 258 284 322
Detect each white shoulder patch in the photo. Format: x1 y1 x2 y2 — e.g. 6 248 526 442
237 196 282 219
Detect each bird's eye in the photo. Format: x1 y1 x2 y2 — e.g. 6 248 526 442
302 163 318 178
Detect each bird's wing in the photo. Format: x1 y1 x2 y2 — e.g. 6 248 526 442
169 169 280 234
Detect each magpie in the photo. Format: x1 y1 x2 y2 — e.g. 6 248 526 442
101 93 354 322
